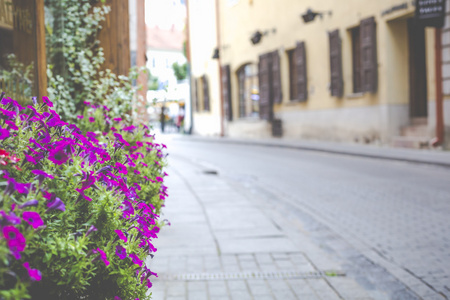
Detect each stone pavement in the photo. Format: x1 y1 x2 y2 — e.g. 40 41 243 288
146 153 419 300
181 135 450 168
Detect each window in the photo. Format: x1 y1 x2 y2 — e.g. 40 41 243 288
287 49 298 100
201 75 210 112
351 17 377 94
329 29 343 97
351 27 362 93
193 78 200 112
221 65 233 121
237 64 259 118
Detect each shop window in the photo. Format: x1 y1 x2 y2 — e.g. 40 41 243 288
201 75 210 112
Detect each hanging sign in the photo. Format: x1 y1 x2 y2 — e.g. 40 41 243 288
416 0 446 28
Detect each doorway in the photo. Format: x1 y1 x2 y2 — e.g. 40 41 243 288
408 19 428 120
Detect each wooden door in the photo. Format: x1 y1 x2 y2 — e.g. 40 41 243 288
408 19 428 118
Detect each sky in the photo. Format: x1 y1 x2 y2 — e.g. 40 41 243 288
145 0 187 30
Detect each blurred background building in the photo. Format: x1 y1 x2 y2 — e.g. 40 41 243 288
187 0 450 148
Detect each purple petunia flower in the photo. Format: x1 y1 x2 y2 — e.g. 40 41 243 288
122 125 137 132
134 170 141 175
115 245 127 259
114 230 128 243
121 200 135 218
22 211 44 229
31 170 54 185
5 120 18 130
94 248 110 266
3 226 26 259
0 210 21 225
129 253 143 267
75 189 93 202
76 115 84 119
113 133 130 146
114 297 122 300
23 262 42 281
0 127 10 140
89 117 95 123
113 117 122 122
156 176 163 183
86 225 97 237
46 197 65 213
48 147 69 165
114 162 128 174
19 199 39 209
42 96 54 107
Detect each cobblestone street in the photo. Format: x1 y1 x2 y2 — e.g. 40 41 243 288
146 136 450 299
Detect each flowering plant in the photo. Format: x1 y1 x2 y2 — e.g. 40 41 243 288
0 95 167 299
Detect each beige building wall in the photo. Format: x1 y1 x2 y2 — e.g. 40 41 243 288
187 0 222 136
188 0 449 145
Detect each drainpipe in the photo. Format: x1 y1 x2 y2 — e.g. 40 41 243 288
215 0 225 137
432 27 445 147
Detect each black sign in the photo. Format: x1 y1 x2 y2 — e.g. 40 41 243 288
416 0 446 28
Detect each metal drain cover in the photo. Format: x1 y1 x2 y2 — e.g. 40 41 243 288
159 270 345 281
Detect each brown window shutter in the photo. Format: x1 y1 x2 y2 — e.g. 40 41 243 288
329 29 343 97
221 65 232 121
360 16 377 93
258 53 271 120
271 50 282 104
202 75 210 111
295 41 307 101
194 78 200 112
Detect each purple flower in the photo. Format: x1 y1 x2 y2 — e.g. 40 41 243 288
48 147 69 165
31 170 54 185
113 133 130 146
129 253 143 267
42 96 54 107
3 226 26 259
114 162 128 174
5 120 18 130
77 115 84 119
114 230 128 243
114 297 122 300
89 117 95 123
134 170 141 175
23 262 42 281
133 183 141 191
5 177 32 195
76 189 93 202
0 128 10 140
46 197 65 213
86 225 97 237
113 117 122 122
22 211 44 229
122 125 137 132
156 176 163 183
0 210 21 225
115 245 127 259
94 248 110 266
19 199 39 209
122 200 134 218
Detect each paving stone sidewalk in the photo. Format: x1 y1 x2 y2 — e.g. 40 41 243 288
145 154 419 300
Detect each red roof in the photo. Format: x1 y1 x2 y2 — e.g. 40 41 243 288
146 26 185 51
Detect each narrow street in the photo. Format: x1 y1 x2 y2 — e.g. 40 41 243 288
148 136 450 300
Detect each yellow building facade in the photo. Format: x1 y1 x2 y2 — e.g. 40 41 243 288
188 0 450 147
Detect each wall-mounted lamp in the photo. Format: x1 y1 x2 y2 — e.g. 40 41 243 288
250 31 264 45
301 8 332 23
250 29 276 45
212 48 219 59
